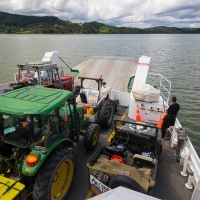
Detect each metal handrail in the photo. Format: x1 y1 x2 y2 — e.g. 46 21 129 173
147 73 171 104
127 76 135 92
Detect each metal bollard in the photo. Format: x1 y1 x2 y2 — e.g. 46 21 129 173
174 127 187 162
185 171 194 189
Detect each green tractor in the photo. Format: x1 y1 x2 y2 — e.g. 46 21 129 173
0 86 100 200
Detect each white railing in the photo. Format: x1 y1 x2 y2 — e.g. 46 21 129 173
170 119 200 200
147 73 171 104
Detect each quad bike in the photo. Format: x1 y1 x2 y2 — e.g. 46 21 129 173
87 120 162 196
0 86 100 200
75 76 119 129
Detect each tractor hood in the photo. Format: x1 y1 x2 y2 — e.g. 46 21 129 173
0 86 72 115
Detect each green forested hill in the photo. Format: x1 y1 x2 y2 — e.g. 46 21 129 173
0 11 200 34
0 11 145 34
145 26 200 34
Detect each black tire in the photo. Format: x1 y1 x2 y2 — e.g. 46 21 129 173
99 99 114 128
32 148 76 200
114 100 119 112
109 175 144 193
84 123 100 151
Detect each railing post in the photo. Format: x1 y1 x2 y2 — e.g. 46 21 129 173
191 179 200 200
180 147 190 176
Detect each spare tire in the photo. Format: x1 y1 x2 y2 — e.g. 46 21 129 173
108 175 144 193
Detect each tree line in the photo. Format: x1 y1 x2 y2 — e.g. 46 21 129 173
1 11 200 34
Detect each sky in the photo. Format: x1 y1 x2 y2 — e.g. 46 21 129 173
1 0 200 28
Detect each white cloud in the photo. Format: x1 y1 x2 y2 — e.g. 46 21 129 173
0 0 200 28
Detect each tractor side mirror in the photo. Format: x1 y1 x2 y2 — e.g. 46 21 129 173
80 91 87 103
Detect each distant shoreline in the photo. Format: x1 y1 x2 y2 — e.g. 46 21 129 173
1 11 200 34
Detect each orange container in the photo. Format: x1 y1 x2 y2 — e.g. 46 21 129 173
157 112 167 129
110 155 124 163
84 107 88 114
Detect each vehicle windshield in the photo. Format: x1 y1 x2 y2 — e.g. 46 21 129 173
2 115 30 147
115 120 157 138
17 68 58 86
1 112 63 148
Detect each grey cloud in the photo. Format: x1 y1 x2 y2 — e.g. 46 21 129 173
0 0 200 28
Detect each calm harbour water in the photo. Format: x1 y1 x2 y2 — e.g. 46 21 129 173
0 34 200 155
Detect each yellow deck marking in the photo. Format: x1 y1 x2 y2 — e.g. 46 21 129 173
85 190 93 199
107 114 125 142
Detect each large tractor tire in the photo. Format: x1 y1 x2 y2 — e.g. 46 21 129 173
108 175 144 193
99 99 114 128
32 148 76 200
84 123 100 151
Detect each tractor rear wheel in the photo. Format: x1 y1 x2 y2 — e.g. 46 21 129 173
84 123 100 151
99 99 114 128
108 175 144 193
32 148 76 200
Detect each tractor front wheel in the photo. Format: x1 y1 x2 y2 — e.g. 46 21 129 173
32 148 76 200
99 99 114 128
84 123 100 151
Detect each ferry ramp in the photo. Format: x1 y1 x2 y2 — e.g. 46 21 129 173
73 56 137 92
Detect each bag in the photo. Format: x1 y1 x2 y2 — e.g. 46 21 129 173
132 83 160 102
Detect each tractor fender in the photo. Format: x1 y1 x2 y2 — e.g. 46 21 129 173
22 138 74 177
96 96 106 109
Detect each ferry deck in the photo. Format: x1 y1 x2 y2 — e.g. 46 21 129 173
66 56 198 200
